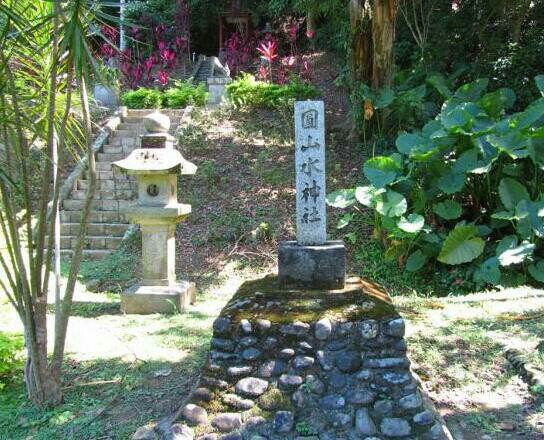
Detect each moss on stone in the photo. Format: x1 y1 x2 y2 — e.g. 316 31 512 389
220 275 399 324
257 387 293 411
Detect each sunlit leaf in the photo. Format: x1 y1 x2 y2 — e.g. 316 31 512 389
438 225 485 265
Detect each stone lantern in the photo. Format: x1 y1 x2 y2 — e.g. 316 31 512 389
112 127 197 314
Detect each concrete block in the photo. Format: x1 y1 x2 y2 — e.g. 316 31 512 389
121 281 196 314
278 240 346 290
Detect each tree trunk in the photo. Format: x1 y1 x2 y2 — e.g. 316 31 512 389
349 0 398 89
349 0 373 85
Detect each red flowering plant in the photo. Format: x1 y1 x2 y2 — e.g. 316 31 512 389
256 38 278 83
224 31 256 75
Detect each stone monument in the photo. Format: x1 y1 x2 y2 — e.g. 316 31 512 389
136 104 451 440
278 101 346 290
112 116 197 314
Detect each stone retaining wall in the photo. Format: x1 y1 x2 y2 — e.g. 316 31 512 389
151 276 450 440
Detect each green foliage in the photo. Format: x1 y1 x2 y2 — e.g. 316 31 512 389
121 88 163 109
0 332 24 390
164 80 208 108
226 74 320 110
329 77 544 288
121 81 207 109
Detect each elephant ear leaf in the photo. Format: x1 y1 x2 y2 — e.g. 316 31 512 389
397 214 425 233
473 257 501 285
363 156 401 188
498 178 530 210
433 200 462 220
406 250 428 272
438 225 485 265
528 260 544 283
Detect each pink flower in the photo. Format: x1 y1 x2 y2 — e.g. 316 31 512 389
306 29 316 39
157 70 169 86
257 40 278 63
158 41 167 51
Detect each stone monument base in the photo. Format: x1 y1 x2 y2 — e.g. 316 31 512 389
121 281 196 314
278 240 346 290
159 275 450 440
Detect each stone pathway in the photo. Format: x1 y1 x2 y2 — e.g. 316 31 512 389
58 109 187 260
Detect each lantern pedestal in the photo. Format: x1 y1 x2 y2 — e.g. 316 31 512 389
112 120 197 315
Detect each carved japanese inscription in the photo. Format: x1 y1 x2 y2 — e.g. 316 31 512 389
295 101 326 245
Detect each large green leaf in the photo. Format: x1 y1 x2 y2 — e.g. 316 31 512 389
396 133 425 155
363 157 401 188
433 200 462 220
354 186 383 208
515 200 544 238
427 74 452 98
496 236 535 266
406 250 428 272
498 178 530 210
473 257 501 285
453 148 479 174
374 87 395 109
478 88 516 118
488 132 529 159
438 171 465 194
326 189 355 208
375 190 407 218
441 107 473 131
454 78 489 102
437 225 485 265
528 260 544 283
397 214 425 233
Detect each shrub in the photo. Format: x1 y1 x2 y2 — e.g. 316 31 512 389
328 76 544 288
164 80 208 108
0 332 24 390
226 73 320 109
121 87 163 109
121 81 208 109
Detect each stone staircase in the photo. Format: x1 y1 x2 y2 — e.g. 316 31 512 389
58 109 188 260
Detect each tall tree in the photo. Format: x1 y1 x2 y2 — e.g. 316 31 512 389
349 0 398 89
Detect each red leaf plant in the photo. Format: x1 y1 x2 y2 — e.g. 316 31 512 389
157 70 169 86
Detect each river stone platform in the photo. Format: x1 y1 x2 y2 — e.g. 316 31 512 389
165 275 449 440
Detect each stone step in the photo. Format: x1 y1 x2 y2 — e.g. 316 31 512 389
126 109 187 117
61 210 128 224
60 249 111 261
62 198 135 212
96 152 127 162
117 122 145 130
104 137 139 149
77 179 136 191
96 162 113 171
61 222 130 237
70 189 135 201
102 145 123 154
50 235 123 250
85 170 133 181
